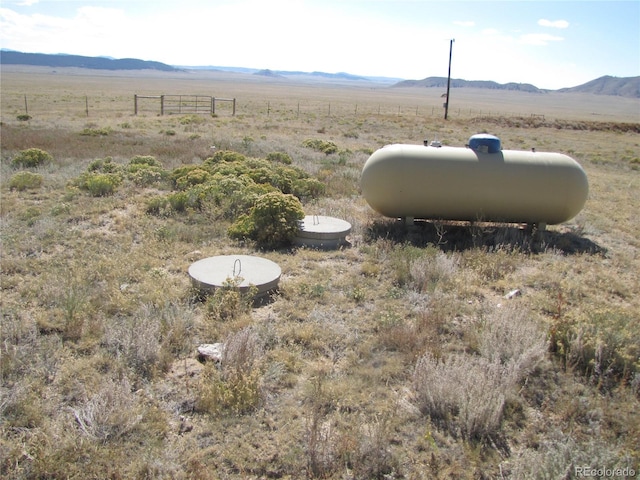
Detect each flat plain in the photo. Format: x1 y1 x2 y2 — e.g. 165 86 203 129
1 65 639 479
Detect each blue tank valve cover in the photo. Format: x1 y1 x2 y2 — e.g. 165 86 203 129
468 134 501 153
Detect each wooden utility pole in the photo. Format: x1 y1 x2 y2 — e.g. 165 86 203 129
444 39 454 120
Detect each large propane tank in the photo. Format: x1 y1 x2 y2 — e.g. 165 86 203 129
360 134 589 225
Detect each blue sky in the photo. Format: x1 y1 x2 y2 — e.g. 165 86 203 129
1 0 638 89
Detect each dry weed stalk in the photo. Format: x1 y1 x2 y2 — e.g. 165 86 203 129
414 353 508 440
70 377 142 443
414 305 547 440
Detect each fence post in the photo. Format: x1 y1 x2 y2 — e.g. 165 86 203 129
161 95 165 115
211 97 215 115
232 98 236 116
24 94 28 116
134 94 138 115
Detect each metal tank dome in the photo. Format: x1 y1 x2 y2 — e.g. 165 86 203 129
468 134 501 153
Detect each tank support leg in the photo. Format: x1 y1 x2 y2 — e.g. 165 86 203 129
535 222 547 242
526 222 546 243
402 216 415 227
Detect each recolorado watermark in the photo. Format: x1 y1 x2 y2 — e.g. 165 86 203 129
575 465 637 478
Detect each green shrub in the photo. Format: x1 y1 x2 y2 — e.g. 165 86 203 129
200 151 324 200
169 165 205 188
11 148 52 168
266 151 293 164
205 277 257 322
179 114 206 125
213 180 276 220
228 191 304 248
82 173 122 197
163 151 322 222
88 157 121 174
197 364 262 416
204 150 247 166
129 155 162 168
167 191 191 212
551 308 640 392
145 197 169 216
303 138 338 155
196 328 263 415
18 206 41 224
205 158 251 178
16 114 31 121
128 165 166 186
79 126 111 136
262 165 300 194
51 203 71 216
214 175 256 195
9 171 43 191
185 175 274 220
174 168 211 190
292 177 325 199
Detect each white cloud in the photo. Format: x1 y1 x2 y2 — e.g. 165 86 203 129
0 6 138 58
17 0 39 6
538 19 569 29
454 20 475 27
519 33 564 46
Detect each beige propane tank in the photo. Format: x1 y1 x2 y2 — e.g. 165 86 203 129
360 135 588 225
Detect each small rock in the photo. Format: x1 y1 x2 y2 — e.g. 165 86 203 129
178 415 193 435
197 343 225 363
505 289 521 300
186 250 202 261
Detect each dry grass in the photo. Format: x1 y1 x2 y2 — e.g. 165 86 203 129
1 66 639 479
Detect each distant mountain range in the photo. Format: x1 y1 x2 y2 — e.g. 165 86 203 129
1 50 638 98
557 75 640 98
393 76 639 98
394 77 541 93
252 68 371 82
0 50 180 72
186 65 393 83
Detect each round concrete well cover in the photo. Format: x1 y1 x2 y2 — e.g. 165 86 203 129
294 215 352 248
188 255 281 297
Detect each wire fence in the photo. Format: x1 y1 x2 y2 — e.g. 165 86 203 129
1 92 552 122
